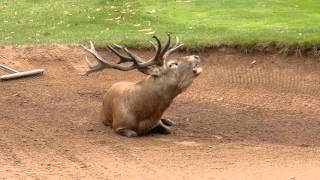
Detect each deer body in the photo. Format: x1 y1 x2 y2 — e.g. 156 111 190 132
83 34 202 137
101 75 182 135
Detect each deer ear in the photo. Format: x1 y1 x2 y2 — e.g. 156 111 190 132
138 67 161 76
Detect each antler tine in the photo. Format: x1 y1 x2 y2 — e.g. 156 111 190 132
119 37 163 68
83 56 107 75
109 43 147 64
174 36 180 47
90 41 94 50
125 36 162 68
114 36 163 68
122 47 140 65
149 40 160 61
159 33 171 59
81 41 109 64
163 36 184 59
113 43 123 48
149 36 162 65
107 45 132 63
149 40 157 50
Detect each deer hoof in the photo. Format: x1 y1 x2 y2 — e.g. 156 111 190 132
151 122 171 134
115 128 138 137
160 118 175 126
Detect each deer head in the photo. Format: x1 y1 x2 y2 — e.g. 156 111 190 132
82 33 202 93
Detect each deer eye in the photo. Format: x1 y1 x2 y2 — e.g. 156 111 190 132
169 63 178 69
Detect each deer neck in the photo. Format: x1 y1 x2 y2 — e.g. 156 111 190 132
141 76 181 106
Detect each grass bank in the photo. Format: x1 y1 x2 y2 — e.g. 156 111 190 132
1 0 320 48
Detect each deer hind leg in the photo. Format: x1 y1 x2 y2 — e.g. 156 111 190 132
100 107 112 126
115 128 138 137
150 120 171 134
112 110 138 137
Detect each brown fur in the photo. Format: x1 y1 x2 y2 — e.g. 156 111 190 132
100 55 202 136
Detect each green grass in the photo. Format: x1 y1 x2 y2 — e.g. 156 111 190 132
1 0 320 47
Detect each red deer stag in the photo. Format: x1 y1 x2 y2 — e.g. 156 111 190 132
82 34 202 137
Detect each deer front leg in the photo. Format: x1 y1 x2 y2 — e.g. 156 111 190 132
160 118 175 126
150 120 171 134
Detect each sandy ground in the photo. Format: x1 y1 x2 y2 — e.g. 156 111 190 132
1 45 320 180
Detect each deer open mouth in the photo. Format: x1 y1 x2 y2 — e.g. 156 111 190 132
192 62 202 76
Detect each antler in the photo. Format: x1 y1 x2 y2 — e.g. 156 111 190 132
163 36 184 60
82 38 161 75
82 34 183 75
